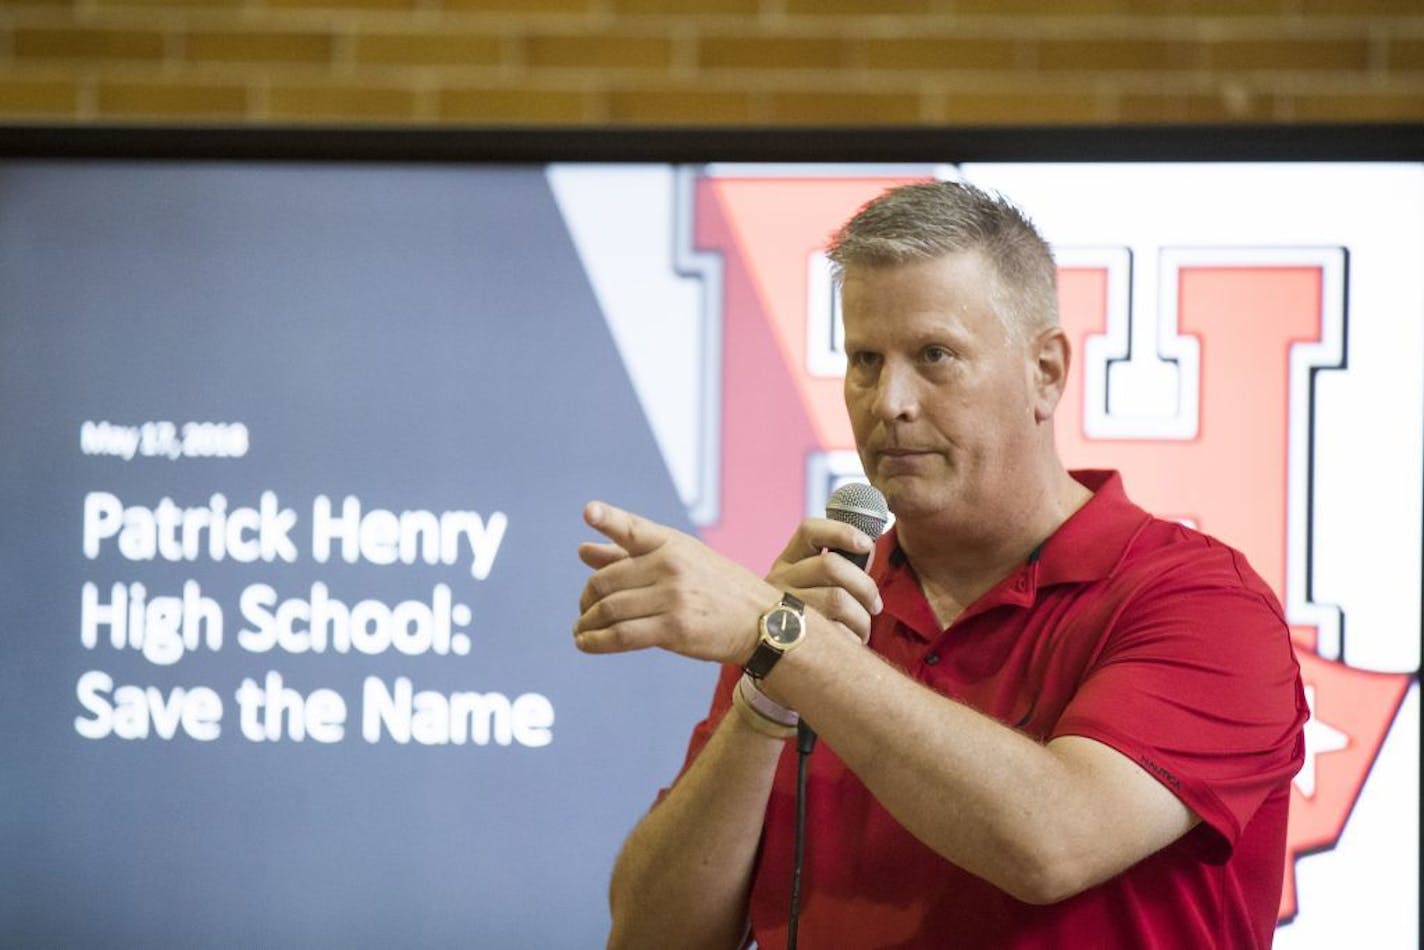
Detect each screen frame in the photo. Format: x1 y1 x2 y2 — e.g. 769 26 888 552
1 119 1419 945
1 122 1422 164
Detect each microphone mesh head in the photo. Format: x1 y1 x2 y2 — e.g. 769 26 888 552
825 482 889 540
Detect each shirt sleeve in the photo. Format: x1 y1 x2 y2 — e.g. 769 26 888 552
1051 549 1307 862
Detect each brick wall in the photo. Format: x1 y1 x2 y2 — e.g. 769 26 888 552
1 0 1421 125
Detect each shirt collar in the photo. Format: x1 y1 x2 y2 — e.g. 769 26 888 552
1035 470 1152 587
871 528 940 641
870 470 1150 640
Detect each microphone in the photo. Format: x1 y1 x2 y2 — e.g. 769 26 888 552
788 481 889 950
824 481 890 568
797 483 887 740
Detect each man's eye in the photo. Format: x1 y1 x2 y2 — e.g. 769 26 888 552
923 346 953 363
848 351 879 369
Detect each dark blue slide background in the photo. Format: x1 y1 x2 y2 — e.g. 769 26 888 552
0 163 714 946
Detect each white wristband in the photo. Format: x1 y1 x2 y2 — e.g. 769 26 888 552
737 673 798 727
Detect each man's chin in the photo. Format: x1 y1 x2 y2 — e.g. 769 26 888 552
877 482 943 521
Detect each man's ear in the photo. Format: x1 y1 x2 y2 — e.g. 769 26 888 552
1030 327 1070 424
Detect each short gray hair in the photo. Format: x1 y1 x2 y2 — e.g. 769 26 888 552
826 180 1059 336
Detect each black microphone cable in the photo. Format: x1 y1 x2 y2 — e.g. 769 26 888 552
787 719 816 950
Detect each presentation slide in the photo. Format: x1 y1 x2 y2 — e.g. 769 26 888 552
0 156 1418 946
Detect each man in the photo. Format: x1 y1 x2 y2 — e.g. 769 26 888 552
574 181 1306 948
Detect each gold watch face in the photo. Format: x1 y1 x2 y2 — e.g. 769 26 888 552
764 607 803 647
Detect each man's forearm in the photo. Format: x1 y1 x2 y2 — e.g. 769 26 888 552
608 707 786 949
766 615 1196 905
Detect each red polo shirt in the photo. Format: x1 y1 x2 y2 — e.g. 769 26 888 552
671 471 1306 949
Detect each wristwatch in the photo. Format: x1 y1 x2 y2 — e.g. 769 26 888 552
744 592 807 680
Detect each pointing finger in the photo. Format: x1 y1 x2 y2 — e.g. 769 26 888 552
584 501 671 556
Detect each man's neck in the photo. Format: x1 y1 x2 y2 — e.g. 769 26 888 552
896 467 1092 628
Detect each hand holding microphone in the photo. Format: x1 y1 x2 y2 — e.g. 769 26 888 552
765 482 889 646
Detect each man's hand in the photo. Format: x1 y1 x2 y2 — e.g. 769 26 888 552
766 517 883 644
574 501 779 665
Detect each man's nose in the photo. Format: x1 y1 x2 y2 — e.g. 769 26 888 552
872 363 918 422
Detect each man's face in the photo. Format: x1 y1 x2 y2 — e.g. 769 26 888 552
841 251 1043 526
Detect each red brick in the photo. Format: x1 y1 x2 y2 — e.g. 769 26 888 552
1118 90 1271 122
939 91 1103 123
1388 37 1424 69
264 0 419 9
954 0 1121 14
1301 0 1424 13
700 36 847 70
859 37 1018 71
439 88 590 122
608 88 754 123
1123 0 1285 14
97 80 248 118
1211 38 1371 70
1039 38 1201 72
92 0 243 7
185 32 335 65
354 32 504 68
0 78 79 116
768 91 922 124
15 28 166 62
267 84 418 120
785 0 931 13
614 0 758 13
444 0 593 12
1290 92 1424 120
526 34 672 70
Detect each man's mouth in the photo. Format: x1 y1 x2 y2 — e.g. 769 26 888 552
875 448 937 471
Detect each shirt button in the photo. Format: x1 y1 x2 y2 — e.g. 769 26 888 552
925 652 940 665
